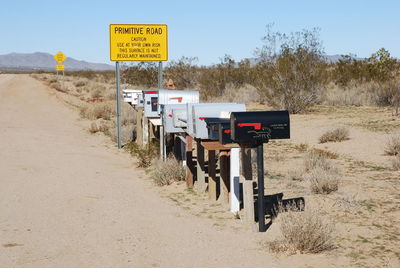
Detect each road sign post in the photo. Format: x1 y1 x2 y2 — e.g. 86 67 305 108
109 24 168 149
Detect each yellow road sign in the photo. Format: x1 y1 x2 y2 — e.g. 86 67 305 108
109 24 168 62
54 51 67 63
56 64 64 71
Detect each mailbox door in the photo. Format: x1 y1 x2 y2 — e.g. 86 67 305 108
218 123 233 144
143 91 159 117
172 108 187 128
136 93 144 107
230 110 290 143
163 104 185 133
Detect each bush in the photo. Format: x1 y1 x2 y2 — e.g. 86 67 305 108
253 26 327 113
307 167 339 194
319 127 350 143
164 56 199 89
125 142 158 168
385 133 400 156
150 156 186 186
303 151 340 194
270 204 334 253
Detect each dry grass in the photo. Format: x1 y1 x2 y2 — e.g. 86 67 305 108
323 82 375 106
151 156 186 186
309 148 339 159
306 167 340 194
80 101 115 120
384 133 400 156
392 156 400 171
269 204 334 254
205 84 260 103
303 151 340 194
319 126 350 143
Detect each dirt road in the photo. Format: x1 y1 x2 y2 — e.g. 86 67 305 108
0 75 281 267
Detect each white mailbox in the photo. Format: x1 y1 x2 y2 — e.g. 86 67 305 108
185 103 238 136
192 103 246 139
162 104 187 133
143 90 159 117
144 89 200 118
123 89 143 106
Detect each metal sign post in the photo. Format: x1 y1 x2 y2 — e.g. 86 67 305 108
109 24 168 149
257 143 266 232
116 61 122 149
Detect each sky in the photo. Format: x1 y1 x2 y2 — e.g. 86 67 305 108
0 0 399 65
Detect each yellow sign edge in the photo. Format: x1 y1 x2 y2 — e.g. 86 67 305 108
109 24 168 62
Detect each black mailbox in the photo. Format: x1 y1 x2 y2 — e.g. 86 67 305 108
218 123 234 144
204 118 229 140
230 110 290 143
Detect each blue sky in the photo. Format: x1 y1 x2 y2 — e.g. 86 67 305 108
0 0 399 65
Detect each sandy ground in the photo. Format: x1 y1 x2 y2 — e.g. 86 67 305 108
1 74 399 267
0 74 277 267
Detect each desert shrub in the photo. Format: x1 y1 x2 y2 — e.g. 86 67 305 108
91 89 103 99
319 127 350 143
385 133 400 156
304 150 336 172
323 81 375 106
150 156 186 186
125 142 158 168
164 56 199 89
392 156 400 171
49 81 66 92
122 62 158 88
89 122 99 133
306 167 339 194
80 102 114 120
294 143 309 152
74 79 87 87
253 26 327 113
370 80 400 108
309 148 339 159
198 56 254 100
270 204 334 253
304 151 340 194
209 84 260 103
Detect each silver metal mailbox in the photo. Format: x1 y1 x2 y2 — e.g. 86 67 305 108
162 104 187 133
122 89 143 106
157 89 199 114
190 103 246 139
143 90 159 117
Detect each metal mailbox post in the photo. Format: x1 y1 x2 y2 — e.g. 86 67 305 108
230 110 290 232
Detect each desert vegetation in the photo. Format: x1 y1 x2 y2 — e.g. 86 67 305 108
29 25 400 266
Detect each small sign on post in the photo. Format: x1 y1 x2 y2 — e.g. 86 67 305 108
56 64 64 71
109 24 168 149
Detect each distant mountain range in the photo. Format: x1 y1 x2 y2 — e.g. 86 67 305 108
0 52 114 71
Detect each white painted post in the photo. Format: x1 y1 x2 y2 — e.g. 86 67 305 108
230 148 240 213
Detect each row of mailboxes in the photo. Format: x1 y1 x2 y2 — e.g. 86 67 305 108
203 110 291 144
161 103 247 139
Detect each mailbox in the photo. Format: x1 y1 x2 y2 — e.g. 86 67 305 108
143 90 159 117
192 103 246 139
230 110 290 144
144 89 199 118
157 89 199 114
162 104 187 133
123 89 143 106
204 118 229 140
